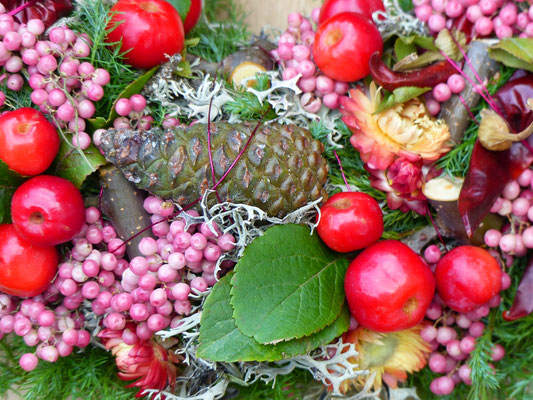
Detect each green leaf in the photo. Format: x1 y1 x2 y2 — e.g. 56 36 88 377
230 224 349 344
489 38 533 73
49 140 106 188
88 66 158 130
398 0 414 11
174 57 193 78
0 160 25 223
88 117 107 130
375 86 431 114
167 0 191 24
197 273 350 362
397 35 437 52
394 38 416 61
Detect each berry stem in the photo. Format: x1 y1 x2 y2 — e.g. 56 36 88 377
333 150 350 192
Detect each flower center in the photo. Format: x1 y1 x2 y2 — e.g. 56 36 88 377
363 336 399 368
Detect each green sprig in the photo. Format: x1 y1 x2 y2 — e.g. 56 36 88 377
0 337 136 400
68 0 140 120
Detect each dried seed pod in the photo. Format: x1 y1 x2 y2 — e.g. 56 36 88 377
478 100 533 151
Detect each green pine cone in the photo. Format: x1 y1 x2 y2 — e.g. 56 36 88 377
99 122 329 217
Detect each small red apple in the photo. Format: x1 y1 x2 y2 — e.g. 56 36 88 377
11 175 86 247
435 246 502 313
312 12 383 82
345 240 435 332
318 0 385 25
0 224 58 297
317 192 383 253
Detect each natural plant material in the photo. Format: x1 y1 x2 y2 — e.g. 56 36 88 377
316 192 383 252
478 102 533 151
435 246 501 313
341 325 431 391
340 82 451 170
99 327 182 397
99 164 153 259
345 240 435 332
2 0 73 28
318 0 385 24
0 108 60 176
11 175 86 246
368 52 456 91
503 254 533 321
221 44 275 89
98 122 329 218
0 224 58 297
366 157 436 215
313 12 383 82
106 0 185 69
439 41 500 144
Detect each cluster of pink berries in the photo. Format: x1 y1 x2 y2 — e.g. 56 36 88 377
0 289 91 372
0 10 112 149
0 198 236 372
483 168 533 263
414 0 533 39
420 245 509 396
424 73 467 116
272 9 349 113
92 94 181 145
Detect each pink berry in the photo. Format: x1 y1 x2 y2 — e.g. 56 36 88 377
433 83 452 102
445 1 464 18
115 98 132 116
429 353 447 373
171 282 190 301
475 17 494 36
20 353 38 371
469 321 485 337
428 14 446 32
420 325 437 342
491 344 505 361
447 74 465 94
415 5 433 22
484 229 502 247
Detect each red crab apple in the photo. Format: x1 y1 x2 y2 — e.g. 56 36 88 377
0 224 58 297
11 175 86 247
106 0 185 69
318 0 385 25
312 12 383 82
183 0 202 34
345 240 435 332
435 246 502 313
0 107 59 176
316 192 383 252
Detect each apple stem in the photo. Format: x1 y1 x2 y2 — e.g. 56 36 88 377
333 150 350 192
427 209 448 253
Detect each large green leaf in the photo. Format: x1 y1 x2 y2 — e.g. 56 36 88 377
230 224 349 344
375 86 430 114
489 39 533 73
197 273 350 362
49 140 106 188
0 160 25 223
